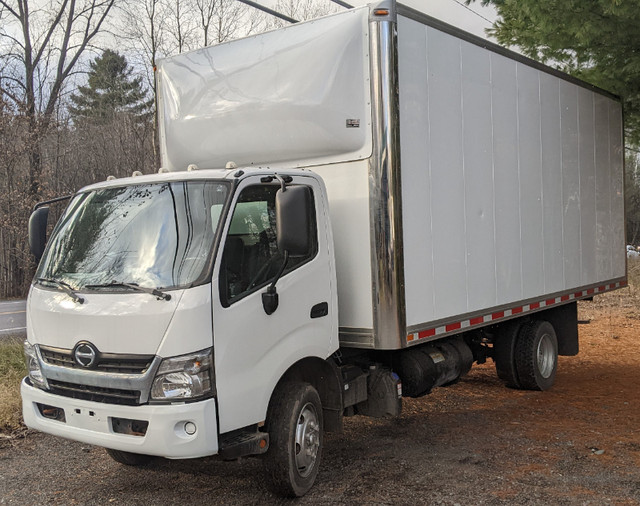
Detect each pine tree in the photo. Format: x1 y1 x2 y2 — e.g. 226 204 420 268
69 50 153 123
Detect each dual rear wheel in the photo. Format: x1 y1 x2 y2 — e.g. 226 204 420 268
494 319 558 391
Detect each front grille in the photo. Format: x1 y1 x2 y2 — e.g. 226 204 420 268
40 346 154 374
48 380 141 406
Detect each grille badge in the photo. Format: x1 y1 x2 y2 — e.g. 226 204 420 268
73 341 98 368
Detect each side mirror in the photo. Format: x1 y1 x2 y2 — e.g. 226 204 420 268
275 186 311 257
29 206 49 262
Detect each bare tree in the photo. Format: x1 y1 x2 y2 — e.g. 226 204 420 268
267 0 339 28
0 0 117 198
166 0 197 53
119 0 169 166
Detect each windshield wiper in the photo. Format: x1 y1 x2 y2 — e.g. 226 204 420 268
36 278 85 304
85 281 172 301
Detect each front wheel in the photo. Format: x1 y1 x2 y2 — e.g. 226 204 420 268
105 448 154 466
263 382 323 497
515 320 558 391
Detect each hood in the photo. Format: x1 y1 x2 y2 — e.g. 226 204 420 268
28 284 184 355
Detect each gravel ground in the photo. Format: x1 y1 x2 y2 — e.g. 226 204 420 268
1 293 639 505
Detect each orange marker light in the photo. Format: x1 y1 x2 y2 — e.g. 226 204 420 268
374 8 390 16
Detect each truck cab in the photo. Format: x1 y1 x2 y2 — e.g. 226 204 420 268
22 168 342 495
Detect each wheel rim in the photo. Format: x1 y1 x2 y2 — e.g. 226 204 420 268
536 334 556 378
294 402 320 478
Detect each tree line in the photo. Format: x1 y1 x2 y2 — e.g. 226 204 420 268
0 0 337 298
1 0 639 298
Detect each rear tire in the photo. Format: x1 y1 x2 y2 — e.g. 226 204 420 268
515 320 558 391
494 322 522 389
105 448 154 466
263 382 323 497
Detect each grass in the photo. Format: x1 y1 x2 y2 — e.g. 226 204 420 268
0 338 27 434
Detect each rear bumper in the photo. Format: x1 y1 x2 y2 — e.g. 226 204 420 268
21 378 218 459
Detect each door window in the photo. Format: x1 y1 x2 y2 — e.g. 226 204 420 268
220 184 316 306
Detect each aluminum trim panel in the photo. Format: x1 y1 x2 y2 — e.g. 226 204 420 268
368 5 407 350
338 327 375 349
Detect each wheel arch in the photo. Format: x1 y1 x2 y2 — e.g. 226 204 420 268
268 357 343 433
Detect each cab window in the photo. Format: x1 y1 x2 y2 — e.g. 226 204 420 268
220 184 317 306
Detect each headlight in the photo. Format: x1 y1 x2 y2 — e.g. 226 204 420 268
151 348 213 401
23 341 49 390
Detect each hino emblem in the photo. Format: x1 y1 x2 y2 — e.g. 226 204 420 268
73 342 98 368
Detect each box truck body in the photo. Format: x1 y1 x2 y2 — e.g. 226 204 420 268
22 0 626 497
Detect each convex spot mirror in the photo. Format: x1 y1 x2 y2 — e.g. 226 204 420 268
275 185 311 257
29 206 49 262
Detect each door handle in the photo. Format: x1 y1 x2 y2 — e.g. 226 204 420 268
310 302 329 319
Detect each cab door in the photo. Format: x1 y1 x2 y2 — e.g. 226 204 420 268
212 175 336 434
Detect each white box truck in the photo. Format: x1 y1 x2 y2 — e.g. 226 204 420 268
22 0 626 497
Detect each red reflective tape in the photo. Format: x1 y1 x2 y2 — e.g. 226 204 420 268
586 289 594 295
511 306 523 314
470 316 484 326
621 280 628 286
598 286 606 292
446 322 461 332
574 292 583 298
546 298 556 306
418 329 436 339
530 302 540 310
492 311 504 320
561 295 570 301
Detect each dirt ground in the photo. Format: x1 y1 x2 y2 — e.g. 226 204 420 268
1 288 639 505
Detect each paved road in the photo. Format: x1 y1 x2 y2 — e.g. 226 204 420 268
0 299 26 338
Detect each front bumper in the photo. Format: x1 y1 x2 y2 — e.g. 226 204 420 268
21 378 219 459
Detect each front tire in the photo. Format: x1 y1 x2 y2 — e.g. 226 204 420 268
515 320 558 391
105 448 154 466
263 382 323 497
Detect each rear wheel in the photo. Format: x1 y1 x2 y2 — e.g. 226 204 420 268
515 320 558 391
105 448 154 466
263 382 323 497
493 322 522 389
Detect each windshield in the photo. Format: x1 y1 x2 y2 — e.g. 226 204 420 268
36 181 229 291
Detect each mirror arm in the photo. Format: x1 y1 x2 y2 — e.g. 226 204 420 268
273 174 288 193
268 251 289 294
262 251 289 315
33 194 73 212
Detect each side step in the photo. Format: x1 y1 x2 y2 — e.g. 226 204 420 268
219 430 270 460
